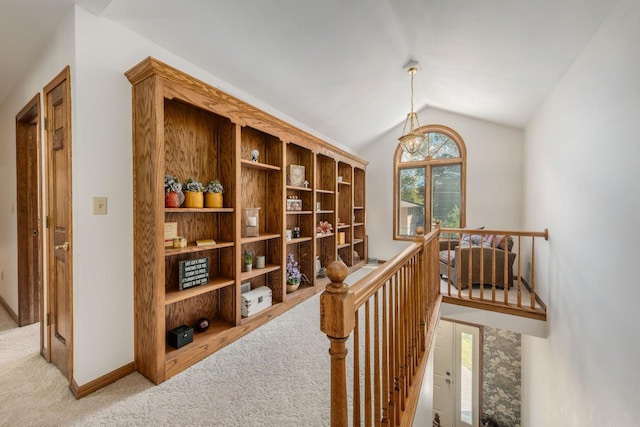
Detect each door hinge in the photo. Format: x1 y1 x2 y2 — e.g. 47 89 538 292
46 216 50 228
44 117 48 131
46 313 51 326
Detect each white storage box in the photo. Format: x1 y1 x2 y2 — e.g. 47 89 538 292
241 286 272 317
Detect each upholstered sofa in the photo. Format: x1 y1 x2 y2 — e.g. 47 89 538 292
439 235 516 289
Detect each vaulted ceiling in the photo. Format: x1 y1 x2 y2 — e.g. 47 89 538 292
0 0 617 150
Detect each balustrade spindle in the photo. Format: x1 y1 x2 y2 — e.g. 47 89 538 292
531 238 536 310
517 236 522 307
492 239 497 302
322 227 443 426
503 234 510 304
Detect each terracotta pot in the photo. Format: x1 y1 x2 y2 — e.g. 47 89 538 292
183 191 204 208
286 281 300 293
165 191 181 208
204 192 223 208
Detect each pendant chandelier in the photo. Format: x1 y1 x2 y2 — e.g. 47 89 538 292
398 62 426 154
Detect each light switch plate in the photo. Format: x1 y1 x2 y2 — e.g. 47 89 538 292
93 197 107 215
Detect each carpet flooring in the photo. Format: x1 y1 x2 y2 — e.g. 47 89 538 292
0 266 377 427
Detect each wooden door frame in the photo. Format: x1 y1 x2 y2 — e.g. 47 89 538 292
43 66 73 378
15 94 43 336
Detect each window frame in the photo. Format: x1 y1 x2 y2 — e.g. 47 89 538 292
393 124 467 241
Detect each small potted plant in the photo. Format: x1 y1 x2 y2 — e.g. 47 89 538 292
243 249 253 273
182 177 205 208
164 174 184 208
286 253 301 293
204 179 224 208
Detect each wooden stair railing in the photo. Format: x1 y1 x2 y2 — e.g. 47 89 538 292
320 227 442 426
439 228 549 320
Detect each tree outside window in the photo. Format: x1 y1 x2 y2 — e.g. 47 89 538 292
394 125 466 239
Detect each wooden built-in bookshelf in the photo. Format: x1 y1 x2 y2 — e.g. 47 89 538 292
126 57 367 384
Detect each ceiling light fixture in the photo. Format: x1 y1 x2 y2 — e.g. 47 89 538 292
398 61 425 154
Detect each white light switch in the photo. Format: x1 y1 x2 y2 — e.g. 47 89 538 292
93 197 107 215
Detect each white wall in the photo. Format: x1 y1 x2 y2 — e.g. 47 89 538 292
1 5 357 386
521 0 640 424
0 8 75 315
362 108 525 261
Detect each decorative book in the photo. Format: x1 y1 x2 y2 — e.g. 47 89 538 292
164 222 178 248
195 239 216 247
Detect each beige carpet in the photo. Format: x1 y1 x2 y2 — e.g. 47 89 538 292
0 266 377 427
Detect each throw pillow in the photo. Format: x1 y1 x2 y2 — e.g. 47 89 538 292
495 235 514 251
460 226 487 247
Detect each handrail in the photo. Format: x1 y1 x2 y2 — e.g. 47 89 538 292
350 229 437 309
439 227 549 320
442 227 548 240
320 227 442 426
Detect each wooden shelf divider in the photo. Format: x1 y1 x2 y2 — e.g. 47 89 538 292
240 233 281 244
240 159 281 171
164 241 234 257
240 264 281 281
286 237 313 245
165 278 235 305
165 207 234 213
127 56 367 386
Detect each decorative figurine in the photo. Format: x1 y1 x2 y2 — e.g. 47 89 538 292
195 317 210 333
251 149 259 162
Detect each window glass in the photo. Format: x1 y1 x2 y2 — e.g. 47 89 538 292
394 126 466 239
398 167 426 236
400 132 460 162
432 164 461 228
460 332 473 424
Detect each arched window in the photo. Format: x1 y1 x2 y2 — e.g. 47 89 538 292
393 124 466 240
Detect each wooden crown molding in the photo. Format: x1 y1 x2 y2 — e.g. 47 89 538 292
125 57 367 168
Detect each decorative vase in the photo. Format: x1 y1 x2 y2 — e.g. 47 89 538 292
184 191 204 208
165 191 181 208
286 280 300 293
204 192 223 208
246 263 253 273
195 317 210 333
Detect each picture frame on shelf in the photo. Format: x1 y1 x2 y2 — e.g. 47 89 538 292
286 199 302 211
289 164 305 186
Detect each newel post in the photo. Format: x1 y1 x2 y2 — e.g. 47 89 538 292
320 261 355 427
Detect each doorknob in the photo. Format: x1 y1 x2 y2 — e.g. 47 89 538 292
54 242 70 251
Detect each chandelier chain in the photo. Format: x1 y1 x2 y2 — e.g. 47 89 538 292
398 63 425 154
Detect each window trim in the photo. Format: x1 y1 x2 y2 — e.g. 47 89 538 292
393 124 467 241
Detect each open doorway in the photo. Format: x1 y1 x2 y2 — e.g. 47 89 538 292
434 319 481 427
15 94 43 336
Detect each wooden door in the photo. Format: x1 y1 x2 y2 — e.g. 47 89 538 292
44 67 72 379
15 94 42 328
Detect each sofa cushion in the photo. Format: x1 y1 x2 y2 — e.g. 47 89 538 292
439 250 456 265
